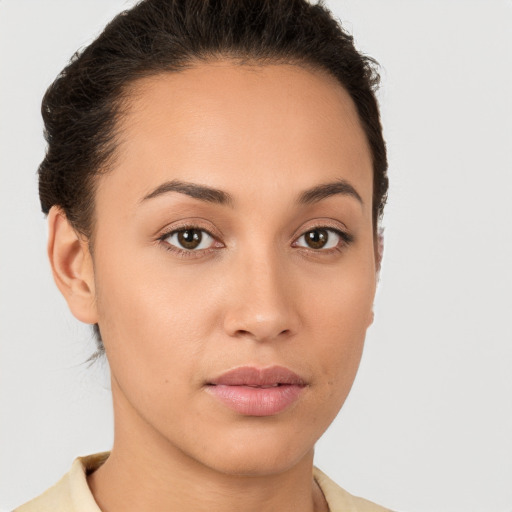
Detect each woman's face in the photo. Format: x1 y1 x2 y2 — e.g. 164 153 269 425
89 61 376 475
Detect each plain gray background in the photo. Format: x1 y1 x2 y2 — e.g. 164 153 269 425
1 1 511 511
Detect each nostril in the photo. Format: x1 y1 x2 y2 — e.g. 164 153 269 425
231 327 292 342
234 329 251 337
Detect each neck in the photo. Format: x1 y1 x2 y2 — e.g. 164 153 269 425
87 381 328 512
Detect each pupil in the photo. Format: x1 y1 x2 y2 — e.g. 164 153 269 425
178 229 202 249
306 229 328 249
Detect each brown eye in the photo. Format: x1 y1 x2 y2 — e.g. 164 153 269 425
164 228 215 251
295 228 342 250
177 229 202 249
304 229 328 249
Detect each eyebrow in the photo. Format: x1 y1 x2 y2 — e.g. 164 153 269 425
140 180 233 206
298 179 363 206
140 178 362 207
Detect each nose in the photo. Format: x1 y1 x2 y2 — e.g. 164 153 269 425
222 251 300 343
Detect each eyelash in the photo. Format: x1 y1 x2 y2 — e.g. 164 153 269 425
157 224 353 258
293 227 353 252
157 225 220 258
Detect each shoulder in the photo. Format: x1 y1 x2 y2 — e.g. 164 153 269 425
13 453 108 512
13 471 73 512
314 467 394 512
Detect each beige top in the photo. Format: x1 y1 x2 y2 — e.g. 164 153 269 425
14 452 392 512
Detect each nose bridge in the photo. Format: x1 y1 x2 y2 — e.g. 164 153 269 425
223 243 298 341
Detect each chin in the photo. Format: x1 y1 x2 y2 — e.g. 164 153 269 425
182 419 320 477
200 447 313 477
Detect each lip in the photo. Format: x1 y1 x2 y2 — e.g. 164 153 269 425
205 365 307 417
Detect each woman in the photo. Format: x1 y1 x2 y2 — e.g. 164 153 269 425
15 0 390 510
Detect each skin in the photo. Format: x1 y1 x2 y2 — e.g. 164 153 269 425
48 61 377 512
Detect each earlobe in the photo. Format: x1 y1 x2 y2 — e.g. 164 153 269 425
47 206 98 325
367 309 375 328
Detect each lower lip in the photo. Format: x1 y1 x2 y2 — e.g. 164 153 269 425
206 384 305 416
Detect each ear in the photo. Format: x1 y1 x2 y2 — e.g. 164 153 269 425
368 227 384 328
47 206 98 324
376 227 384 274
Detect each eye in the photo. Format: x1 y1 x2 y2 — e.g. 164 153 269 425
163 228 216 251
294 228 345 250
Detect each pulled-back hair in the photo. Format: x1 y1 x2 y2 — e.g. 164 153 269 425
38 0 388 353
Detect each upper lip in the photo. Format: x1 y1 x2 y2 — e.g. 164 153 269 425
207 365 307 387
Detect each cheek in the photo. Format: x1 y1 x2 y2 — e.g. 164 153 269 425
92 257 220 438
306 265 375 399
91 239 237 399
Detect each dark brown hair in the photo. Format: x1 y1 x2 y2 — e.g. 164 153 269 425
38 0 388 353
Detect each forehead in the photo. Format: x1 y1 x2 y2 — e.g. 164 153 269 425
99 61 373 211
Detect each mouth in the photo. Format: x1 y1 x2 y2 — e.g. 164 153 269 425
205 365 307 417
